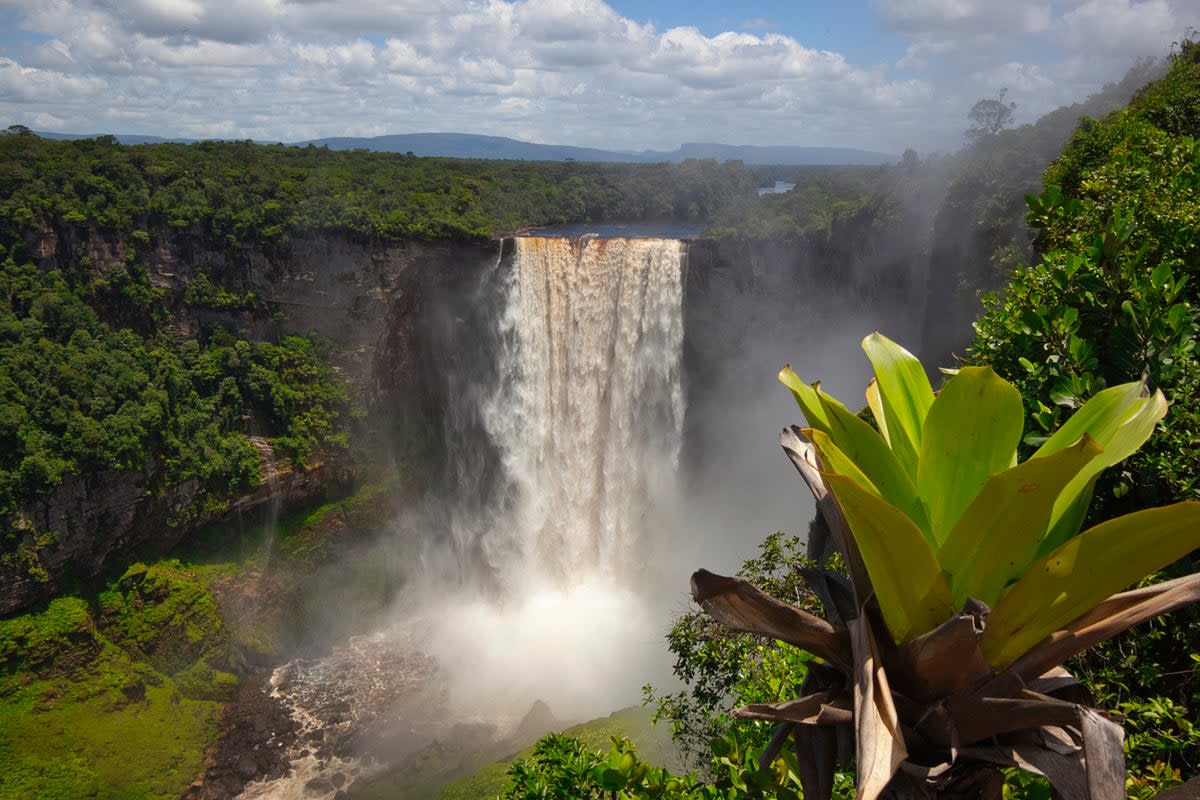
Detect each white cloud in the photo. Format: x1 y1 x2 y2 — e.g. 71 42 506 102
1059 0 1178 57
0 0 1192 152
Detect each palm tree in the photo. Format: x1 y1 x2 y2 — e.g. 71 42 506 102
691 334 1200 800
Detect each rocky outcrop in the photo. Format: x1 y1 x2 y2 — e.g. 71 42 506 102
0 453 353 616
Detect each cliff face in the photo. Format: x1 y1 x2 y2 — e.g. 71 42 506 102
4 218 930 615
23 221 501 402
3 222 501 615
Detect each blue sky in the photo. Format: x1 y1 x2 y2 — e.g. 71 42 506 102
0 0 1194 153
606 0 908 64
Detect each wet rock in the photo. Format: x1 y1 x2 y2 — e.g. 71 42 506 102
236 753 259 780
304 775 333 793
184 681 298 798
514 699 560 743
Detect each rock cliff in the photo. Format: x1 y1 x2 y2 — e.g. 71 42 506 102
2 222 501 614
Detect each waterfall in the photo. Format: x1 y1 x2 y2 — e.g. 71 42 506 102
460 234 688 587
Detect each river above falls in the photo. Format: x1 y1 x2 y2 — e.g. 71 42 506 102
519 221 706 239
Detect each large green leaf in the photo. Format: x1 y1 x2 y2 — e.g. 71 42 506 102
865 378 889 446
1034 382 1167 554
860 333 933 481
779 365 834 435
938 435 1103 608
981 500 1200 668
917 366 1024 545
814 388 931 541
824 472 954 644
808 429 877 494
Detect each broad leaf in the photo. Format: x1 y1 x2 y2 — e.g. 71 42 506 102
938 435 1103 607
732 692 851 725
982 501 1200 668
808 429 878 495
809 391 931 540
861 333 933 481
781 426 870 592
780 366 835 435
825 473 953 643
865 378 889 446
1033 381 1167 552
918 366 1024 544
1005 573 1200 683
887 599 991 703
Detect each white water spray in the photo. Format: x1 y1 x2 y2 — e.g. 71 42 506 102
426 234 690 717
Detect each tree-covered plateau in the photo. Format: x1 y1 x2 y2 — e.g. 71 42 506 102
0 132 759 246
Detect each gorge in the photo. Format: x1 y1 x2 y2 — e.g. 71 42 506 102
0 131 998 800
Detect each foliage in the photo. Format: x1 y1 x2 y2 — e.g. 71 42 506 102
0 249 352 524
923 57 1162 358
181 270 262 311
644 532 830 766
966 89 1017 144
499 729 810 800
782 334 1196 657
967 46 1200 786
680 333 1200 799
0 135 758 247
702 169 881 240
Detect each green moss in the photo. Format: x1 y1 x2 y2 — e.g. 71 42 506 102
0 481 405 799
0 628 221 799
172 659 239 701
0 596 97 676
97 561 231 677
0 557 241 797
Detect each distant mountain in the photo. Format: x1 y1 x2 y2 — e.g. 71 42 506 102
298 133 895 166
32 131 191 145
298 132 635 162
29 129 895 166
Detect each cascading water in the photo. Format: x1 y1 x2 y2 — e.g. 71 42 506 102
421 233 692 720
476 235 687 585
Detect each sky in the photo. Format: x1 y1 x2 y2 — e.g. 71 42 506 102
0 0 1195 154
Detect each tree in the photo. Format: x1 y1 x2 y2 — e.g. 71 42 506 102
966 89 1016 143
691 334 1200 800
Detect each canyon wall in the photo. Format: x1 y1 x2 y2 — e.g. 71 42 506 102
2 219 928 614
2 222 501 614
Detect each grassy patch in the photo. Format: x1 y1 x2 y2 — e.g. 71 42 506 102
0 605 223 800
350 706 679 800
438 707 680 800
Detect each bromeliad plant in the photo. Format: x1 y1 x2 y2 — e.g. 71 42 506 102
690 333 1200 800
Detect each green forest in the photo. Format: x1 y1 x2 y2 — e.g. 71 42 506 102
0 132 759 244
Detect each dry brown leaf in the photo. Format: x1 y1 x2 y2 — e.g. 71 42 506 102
850 614 907 800
691 569 852 670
